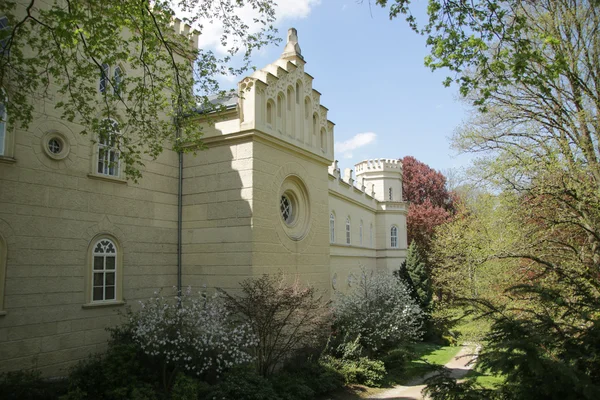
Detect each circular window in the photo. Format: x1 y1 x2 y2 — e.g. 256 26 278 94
280 194 293 224
41 131 70 160
278 175 310 241
48 138 63 154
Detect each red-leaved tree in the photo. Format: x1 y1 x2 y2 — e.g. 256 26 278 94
402 156 455 254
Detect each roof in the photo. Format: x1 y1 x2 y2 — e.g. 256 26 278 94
195 93 238 114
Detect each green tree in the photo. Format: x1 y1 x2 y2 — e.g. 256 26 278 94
403 241 432 310
372 0 600 397
0 0 277 180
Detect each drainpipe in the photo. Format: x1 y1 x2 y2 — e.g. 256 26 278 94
175 112 183 299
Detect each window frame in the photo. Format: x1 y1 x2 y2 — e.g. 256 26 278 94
84 234 124 306
345 217 351 245
97 118 121 177
391 225 398 248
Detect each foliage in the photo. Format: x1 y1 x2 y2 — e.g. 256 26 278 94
202 367 280 400
320 355 386 387
404 241 433 310
0 0 278 180
62 334 161 400
0 370 67 400
219 273 331 377
333 269 423 354
127 288 256 385
401 155 455 253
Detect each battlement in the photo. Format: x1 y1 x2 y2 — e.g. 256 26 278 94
355 159 402 175
171 18 199 49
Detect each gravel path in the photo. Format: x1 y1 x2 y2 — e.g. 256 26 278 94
366 345 479 400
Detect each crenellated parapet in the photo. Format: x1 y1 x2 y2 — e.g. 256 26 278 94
355 159 402 175
234 28 334 162
170 18 200 52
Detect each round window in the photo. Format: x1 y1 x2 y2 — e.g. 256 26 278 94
280 194 294 224
48 138 63 154
41 131 70 160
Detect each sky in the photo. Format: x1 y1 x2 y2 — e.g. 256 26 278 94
196 0 474 174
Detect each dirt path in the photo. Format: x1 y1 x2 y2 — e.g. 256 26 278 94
366 345 479 400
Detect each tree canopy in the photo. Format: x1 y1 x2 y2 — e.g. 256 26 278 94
0 0 277 179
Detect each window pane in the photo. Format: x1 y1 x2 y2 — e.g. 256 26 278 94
105 286 115 300
93 287 103 301
105 256 116 270
105 272 115 286
93 272 104 286
93 256 104 270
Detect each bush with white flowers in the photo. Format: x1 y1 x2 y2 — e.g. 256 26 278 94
127 288 257 380
333 270 423 354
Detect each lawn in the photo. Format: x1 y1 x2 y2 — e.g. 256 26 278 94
323 343 463 399
465 368 505 389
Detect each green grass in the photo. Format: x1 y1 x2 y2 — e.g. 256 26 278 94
465 368 505 389
391 343 462 385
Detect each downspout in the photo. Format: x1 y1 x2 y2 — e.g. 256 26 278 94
176 112 183 298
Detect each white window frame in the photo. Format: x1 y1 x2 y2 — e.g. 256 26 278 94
391 225 398 248
91 238 117 302
346 217 351 245
330 213 335 243
97 118 121 177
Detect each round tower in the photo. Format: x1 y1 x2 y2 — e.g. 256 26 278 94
355 159 403 202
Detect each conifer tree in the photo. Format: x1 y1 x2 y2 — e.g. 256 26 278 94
404 241 432 311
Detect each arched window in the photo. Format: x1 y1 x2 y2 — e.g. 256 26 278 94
312 113 318 145
0 96 6 156
391 226 398 248
266 100 274 125
389 187 393 201
346 217 351 245
97 119 121 177
91 238 117 301
330 213 335 243
100 64 124 95
359 221 363 245
277 93 285 133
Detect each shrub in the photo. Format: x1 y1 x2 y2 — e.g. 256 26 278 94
204 367 279 400
333 269 423 354
320 355 386 387
219 273 331 376
0 370 67 400
272 360 344 398
381 347 411 371
127 288 256 385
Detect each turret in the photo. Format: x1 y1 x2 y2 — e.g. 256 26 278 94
354 159 403 202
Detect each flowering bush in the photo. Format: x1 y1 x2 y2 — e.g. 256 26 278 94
333 270 423 354
127 287 257 385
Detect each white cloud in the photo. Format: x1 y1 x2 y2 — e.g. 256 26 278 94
192 0 321 54
335 132 377 159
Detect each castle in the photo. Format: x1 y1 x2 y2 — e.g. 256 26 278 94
0 25 407 374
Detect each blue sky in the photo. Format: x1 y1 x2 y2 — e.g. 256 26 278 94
202 0 474 173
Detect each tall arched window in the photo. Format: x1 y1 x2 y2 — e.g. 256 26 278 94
304 97 311 119
312 113 318 146
330 213 335 243
287 87 293 111
391 226 398 248
97 119 121 177
99 64 124 95
389 187 393 201
277 93 285 133
92 238 117 301
359 221 363 245
346 217 351 245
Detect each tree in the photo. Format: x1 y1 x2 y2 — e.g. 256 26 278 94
404 241 433 310
0 0 277 180
373 1 600 397
401 156 455 253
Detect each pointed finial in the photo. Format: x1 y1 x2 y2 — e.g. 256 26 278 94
281 28 303 61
